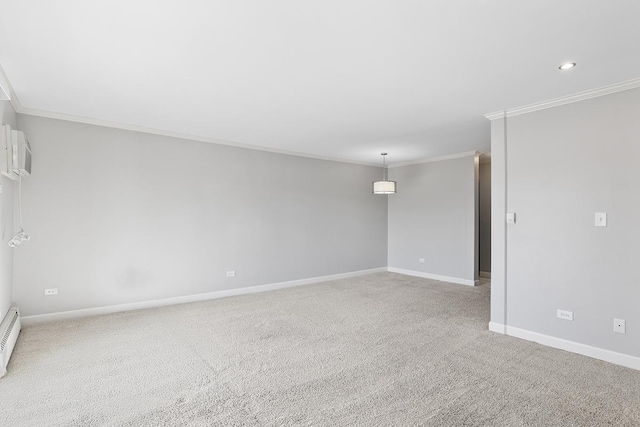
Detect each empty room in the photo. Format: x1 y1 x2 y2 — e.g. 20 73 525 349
1 1 639 426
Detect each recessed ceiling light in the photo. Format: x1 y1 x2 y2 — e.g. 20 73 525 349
559 62 576 70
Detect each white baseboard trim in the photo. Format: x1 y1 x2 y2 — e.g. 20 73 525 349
21 267 387 326
388 267 478 286
488 323 640 371
479 271 491 278
488 322 506 334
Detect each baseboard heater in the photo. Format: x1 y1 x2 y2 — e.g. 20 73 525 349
0 307 21 378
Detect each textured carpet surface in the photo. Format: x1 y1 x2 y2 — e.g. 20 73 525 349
1 272 639 426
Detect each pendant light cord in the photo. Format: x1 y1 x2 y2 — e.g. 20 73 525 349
382 153 387 181
7 173 30 247
18 173 25 231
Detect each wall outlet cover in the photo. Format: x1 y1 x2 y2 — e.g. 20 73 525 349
557 309 573 321
613 318 626 334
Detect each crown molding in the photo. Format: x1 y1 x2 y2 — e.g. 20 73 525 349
485 77 640 121
388 151 481 168
0 62 24 111
484 111 506 121
0 72 10 101
16 106 382 167
0 62 380 167
17 105 487 169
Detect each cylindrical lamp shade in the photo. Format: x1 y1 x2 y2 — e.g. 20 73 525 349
373 180 397 194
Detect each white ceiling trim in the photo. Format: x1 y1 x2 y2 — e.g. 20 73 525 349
16 105 387 167
388 151 481 168
485 77 640 121
0 73 10 100
17 103 483 168
3 61 481 167
0 63 17 104
0 62 380 167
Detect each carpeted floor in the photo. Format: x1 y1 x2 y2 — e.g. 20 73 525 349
1 272 639 426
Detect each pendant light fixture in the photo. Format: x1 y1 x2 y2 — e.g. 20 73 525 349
373 152 396 194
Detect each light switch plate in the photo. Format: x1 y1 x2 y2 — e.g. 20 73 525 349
595 212 607 227
506 212 516 224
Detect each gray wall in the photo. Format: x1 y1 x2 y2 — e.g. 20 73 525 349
479 162 491 273
388 155 478 282
0 99 17 320
14 115 388 316
494 87 640 357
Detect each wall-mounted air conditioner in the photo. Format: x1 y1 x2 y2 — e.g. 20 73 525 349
1 125 32 180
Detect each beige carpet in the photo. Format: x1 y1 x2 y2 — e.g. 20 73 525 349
1 272 639 426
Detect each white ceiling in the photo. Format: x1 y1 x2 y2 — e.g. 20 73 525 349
1 1 639 165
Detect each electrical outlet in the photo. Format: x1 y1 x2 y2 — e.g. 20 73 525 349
44 288 58 296
613 318 626 334
226 271 236 277
557 309 573 321
419 258 425 263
